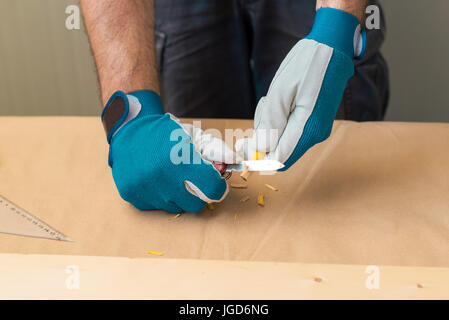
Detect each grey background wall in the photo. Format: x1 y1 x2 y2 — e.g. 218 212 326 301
0 0 99 116
381 0 449 122
0 0 448 122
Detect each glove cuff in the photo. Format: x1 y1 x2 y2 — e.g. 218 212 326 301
128 90 164 116
101 90 163 144
306 7 366 60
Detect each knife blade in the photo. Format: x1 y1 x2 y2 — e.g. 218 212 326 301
225 160 284 172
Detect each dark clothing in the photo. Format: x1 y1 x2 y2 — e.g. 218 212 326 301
154 0 389 121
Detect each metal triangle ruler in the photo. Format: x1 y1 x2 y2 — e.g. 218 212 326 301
0 194 73 242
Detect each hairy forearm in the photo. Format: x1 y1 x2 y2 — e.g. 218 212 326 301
80 0 159 106
316 0 368 23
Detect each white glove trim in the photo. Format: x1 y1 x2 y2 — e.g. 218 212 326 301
184 180 229 203
168 114 230 203
112 95 142 138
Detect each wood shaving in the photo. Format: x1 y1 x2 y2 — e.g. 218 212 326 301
147 250 164 256
206 203 215 210
168 214 181 221
314 277 323 283
257 192 265 207
230 183 248 189
240 196 250 203
240 165 251 181
265 184 278 191
240 152 265 181
252 151 265 160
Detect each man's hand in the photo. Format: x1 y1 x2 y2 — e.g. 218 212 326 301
82 1 235 212
236 2 367 170
103 90 238 213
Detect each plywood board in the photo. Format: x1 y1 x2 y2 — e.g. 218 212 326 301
1 254 448 300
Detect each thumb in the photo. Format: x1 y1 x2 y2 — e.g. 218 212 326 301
250 96 283 153
235 137 257 161
181 123 243 164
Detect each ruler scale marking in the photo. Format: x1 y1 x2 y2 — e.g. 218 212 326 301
0 194 73 242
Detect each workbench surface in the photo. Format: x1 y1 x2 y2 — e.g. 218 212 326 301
1 117 448 268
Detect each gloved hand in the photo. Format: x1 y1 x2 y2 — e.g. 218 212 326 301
236 7 366 170
102 90 240 213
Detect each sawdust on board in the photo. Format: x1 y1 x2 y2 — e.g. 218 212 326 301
147 250 164 256
168 214 181 221
257 192 265 207
230 183 248 189
265 184 278 191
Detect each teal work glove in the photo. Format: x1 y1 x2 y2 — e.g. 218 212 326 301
102 90 238 213
236 7 366 170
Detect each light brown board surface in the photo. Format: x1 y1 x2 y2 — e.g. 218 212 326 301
0 117 448 267
1 254 448 300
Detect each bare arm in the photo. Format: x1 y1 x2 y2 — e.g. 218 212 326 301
80 0 159 106
316 0 368 23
